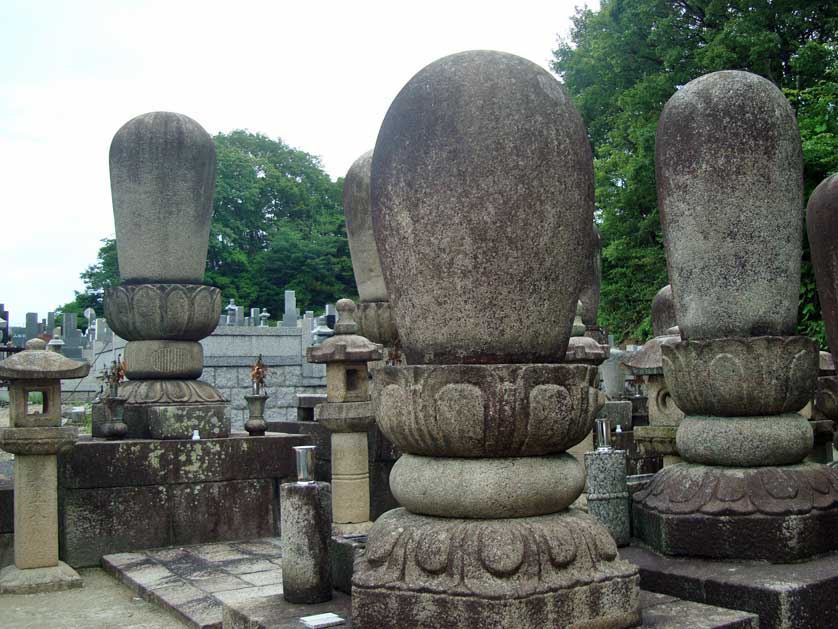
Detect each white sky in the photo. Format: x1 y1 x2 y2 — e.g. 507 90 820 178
1 0 596 326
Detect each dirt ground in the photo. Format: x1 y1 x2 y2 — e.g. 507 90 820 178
0 568 188 628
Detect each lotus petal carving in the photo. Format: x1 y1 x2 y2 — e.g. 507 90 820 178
105 284 222 341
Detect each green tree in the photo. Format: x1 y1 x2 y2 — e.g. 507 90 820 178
553 1 838 342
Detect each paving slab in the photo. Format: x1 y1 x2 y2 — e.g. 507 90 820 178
103 538 284 629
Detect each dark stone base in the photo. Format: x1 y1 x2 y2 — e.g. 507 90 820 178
331 535 365 595
633 463 838 562
58 432 310 567
623 545 838 629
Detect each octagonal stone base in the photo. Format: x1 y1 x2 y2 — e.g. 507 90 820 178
352 508 640 628
633 462 838 561
0 561 82 594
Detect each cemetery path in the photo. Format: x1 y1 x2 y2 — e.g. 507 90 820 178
0 567 188 628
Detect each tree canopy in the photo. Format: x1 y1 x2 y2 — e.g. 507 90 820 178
59 131 355 324
553 0 838 343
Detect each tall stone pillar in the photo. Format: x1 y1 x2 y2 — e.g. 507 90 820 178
634 71 838 561
351 50 639 628
103 112 228 439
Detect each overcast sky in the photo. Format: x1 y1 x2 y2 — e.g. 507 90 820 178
1 0 596 326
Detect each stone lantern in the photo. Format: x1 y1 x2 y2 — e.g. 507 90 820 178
0 338 89 593
306 298 382 535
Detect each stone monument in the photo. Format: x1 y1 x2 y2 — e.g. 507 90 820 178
0 339 88 593
351 50 639 627
307 298 382 535
103 111 228 439
633 70 838 561
626 285 684 465
344 150 398 352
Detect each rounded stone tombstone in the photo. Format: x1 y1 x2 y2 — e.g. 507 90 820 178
652 285 677 337
371 50 594 364
110 111 217 283
578 223 602 327
807 173 838 353
657 70 803 340
344 150 387 303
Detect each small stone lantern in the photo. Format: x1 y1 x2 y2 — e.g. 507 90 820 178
307 299 382 535
0 338 89 593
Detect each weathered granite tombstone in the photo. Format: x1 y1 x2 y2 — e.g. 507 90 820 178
25 312 38 342
627 285 684 465
282 290 299 328
344 150 399 350
62 313 83 360
0 339 88 593
352 50 639 627
633 70 838 562
104 112 228 439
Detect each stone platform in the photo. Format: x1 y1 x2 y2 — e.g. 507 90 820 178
58 432 310 567
105 539 757 629
623 545 838 629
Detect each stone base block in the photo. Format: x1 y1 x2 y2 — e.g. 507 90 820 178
58 433 310 567
633 462 838 561
352 508 640 628
623 544 838 629
0 561 82 594
331 534 365 595
118 379 229 438
147 402 229 439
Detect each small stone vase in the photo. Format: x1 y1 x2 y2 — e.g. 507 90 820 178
244 393 268 436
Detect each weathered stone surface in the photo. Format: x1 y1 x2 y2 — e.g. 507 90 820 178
124 340 204 379
374 363 601 457
677 414 812 466
639 591 758 628
14 455 59 569
564 335 609 364
624 544 838 629
331 432 371 529
623 335 680 376
59 433 309 488
110 111 217 283
644 374 684 427
0 480 12 534
353 508 640 628
585 449 630 546
652 285 677 337
0 340 89 380
280 481 332 603
355 301 398 347
147 403 229 439
634 425 679 458
0 426 78 455
0 561 82 594
105 284 222 341
331 535 365 596
578 223 602 326
633 462 838 561
391 452 585 518
662 336 817 416
598 399 633 430
807 173 838 351
223 591 353 629
657 71 803 340
345 150 387 303
815 375 838 421
371 50 594 364
316 400 375 433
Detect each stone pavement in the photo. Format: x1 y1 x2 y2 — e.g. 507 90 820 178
103 538 288 629
102 537 759 629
